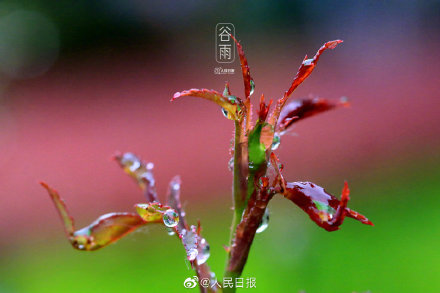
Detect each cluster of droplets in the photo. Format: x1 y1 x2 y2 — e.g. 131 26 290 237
181 226 199 261
179 225 211 264
118 152 155 184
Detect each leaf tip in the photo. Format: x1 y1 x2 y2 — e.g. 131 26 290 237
171 92 179 102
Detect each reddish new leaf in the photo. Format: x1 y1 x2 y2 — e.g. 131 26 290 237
172 88 240 120
72 212 148 251
283 181 373 231
283 40 342 100
269 40 343 128
277 97 348 133
230 34 254 100
40 182 74 237
41 182 149 251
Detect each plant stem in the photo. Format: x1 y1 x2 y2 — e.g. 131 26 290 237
224 121 246 279
224 120 265 293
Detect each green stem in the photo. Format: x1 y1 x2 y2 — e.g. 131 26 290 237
223 121 246 291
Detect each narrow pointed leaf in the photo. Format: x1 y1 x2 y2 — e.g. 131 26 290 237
230 34 254 99
41 182 75 237
269 40 343 128
283 181 373 231
277 97 348 133
283 40 343 101
172 88 240 120
41 182 149 251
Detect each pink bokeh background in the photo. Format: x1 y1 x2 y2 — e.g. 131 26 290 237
0 21 439 246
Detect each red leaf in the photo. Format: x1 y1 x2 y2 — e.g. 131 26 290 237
41 182 149 251
283 40 343 101
283 181 373 231
172 88 240 120
269 40 343 128
277 97 348 132
230 34 254 100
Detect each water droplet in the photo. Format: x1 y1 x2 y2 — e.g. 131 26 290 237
313 200 336 222
171 182 180 191
271 134 281 150
181 226 199 261
209 272 217 287
303 59 313 66
196 238 210 264
166 227 175 236
256 208 269 233
162 209 179 227
187 248 198 261
221 108 229 118
227 96 237 104
119 153 141 172
249 79 255 96
228 157 234 171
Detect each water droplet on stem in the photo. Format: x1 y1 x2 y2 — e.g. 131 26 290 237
256 208 269 233
163 209 179 227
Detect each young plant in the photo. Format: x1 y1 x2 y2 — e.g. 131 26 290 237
42 35 373 292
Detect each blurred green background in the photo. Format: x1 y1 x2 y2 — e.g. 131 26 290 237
0 1 439 292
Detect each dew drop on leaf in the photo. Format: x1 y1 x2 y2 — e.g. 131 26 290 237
303 58 314 66
162 209 179 227
256 208 269 233
249 79 255 96
181 226 199 261
221 108 229 118
196 238 210 265
313 200 336 222
271 134 281 150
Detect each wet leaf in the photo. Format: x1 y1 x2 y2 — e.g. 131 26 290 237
72 212 148 251
269 40 343 127
114 152 158 202
230 34 254 99
283 40 342 101
41 182 149 251
135 202 169 222
172 88 240 120
277 97 348 133
283 181 373 231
